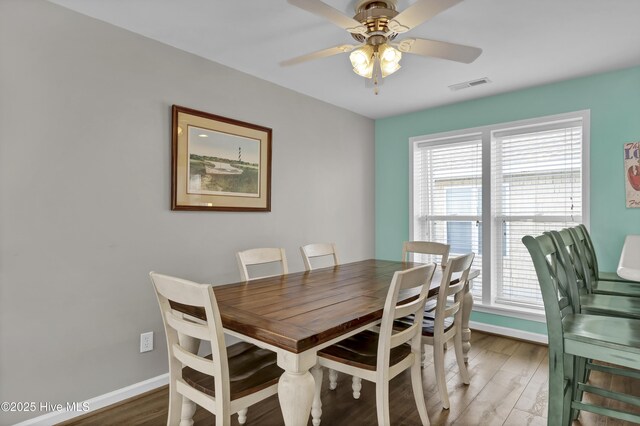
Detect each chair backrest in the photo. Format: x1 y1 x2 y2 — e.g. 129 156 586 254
433 253 475 334
236 247 288 281
300 243 339 271
149 272 230 414
576 224 600 279
566 227 597 293
554 228 591 294
376 263 437 372
522 233 581 346
402 241 450 269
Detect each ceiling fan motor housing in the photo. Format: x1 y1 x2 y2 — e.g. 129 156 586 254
352 0 399 43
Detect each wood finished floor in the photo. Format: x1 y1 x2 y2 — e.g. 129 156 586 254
59 332 639 426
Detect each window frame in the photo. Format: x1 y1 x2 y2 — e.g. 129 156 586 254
409 110 590 318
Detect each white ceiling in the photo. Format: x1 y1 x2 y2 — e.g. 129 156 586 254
49 0 640 119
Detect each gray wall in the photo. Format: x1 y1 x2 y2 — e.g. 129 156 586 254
0 1 374 423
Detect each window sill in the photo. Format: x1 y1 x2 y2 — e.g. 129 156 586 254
471 301 547 323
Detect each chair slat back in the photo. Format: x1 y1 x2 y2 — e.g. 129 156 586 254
236 247 288 281
150 272 230 412
402 241 450 269
435 253 475 329
555 229 589 294
522 233 581 345
577 224 600 279
378 264 436 367
300 243 339 271
568 226 597 292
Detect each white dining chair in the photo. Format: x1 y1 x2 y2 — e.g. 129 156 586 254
150 272 282 426
402 241 450 269
396 253 474 410
300 243 339 271
316 263 437 425
236 247 288 281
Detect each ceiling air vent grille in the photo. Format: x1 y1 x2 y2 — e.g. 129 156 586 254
449 77 491 91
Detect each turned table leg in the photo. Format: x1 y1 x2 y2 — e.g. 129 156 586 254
277 351 316 426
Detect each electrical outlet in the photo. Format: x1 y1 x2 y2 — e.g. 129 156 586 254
140 332 154 353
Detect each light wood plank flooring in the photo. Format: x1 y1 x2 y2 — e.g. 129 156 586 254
59 332 639 426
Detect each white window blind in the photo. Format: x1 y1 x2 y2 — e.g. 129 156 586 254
411 111 588 317
491 119 583 307
413 137 483 298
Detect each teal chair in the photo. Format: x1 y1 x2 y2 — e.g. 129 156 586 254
554 229 640 319
576 224 638 284
522 232 640 425
569 226 640 297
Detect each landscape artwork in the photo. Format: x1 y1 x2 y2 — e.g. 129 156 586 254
187 126 261 197
172 105 272 211
625 141 640 208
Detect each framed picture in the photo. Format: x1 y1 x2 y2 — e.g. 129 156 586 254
624 141 640 208
171 105 272 211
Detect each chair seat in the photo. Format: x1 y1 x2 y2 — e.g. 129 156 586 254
317 329 412 371
580 294 640 319
183 342 282 401
394 315 455 336
562 314 640 356
599 270 635 283
592 279 640 297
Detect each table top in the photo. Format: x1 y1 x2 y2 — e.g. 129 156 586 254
173 259 466 354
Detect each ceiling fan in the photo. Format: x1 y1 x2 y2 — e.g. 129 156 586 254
281 0 482 94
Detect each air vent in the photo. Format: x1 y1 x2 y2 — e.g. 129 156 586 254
449 77 491 91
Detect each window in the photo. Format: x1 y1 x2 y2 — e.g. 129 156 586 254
412 136 484 299
410 111 589 313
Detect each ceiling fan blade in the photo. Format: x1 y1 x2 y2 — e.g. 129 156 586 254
280 44 356 66
388 0 463 33
396 38 482 63
287 0 367 35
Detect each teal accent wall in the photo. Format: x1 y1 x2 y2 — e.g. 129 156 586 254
375 66 640 334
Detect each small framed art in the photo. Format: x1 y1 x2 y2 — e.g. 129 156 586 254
171 105 272 211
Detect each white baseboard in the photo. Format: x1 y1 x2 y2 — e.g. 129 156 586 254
469 321 548 344
14 373 169 426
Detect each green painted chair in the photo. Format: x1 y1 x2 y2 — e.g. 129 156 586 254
570 226 640 297
553 229 640 319
522 232 640 425
576 224 638 284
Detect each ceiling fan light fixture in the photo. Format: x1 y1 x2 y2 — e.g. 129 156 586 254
380 61 401 77
379 44 401 77
381 44 401 63
350 45 374 77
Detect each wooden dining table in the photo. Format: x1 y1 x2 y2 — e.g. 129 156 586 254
173 259 479 426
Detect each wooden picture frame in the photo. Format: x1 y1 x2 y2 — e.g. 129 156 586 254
171 105 272 211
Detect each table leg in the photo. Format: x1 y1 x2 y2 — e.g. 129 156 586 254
461 281 474 363
311 363 323 426
277 352 316 426
178 332 199 426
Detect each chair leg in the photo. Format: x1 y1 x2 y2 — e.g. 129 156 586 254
562 355 575 426
215 413 231 426
375 380 391 426
329 369 338 390
311 364 323 426
352 376 362 399
410 356 431 426
546 350 571 426
453 332 470 384
571 356 587 421
167 381 182 426
237 408 248 424
433 340 450 410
